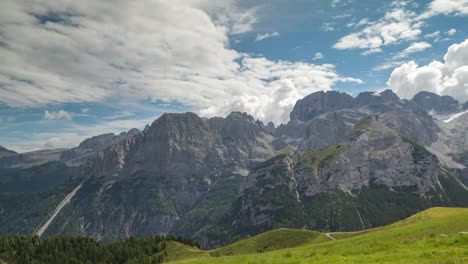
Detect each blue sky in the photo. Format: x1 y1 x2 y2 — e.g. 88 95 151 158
0 0 467 152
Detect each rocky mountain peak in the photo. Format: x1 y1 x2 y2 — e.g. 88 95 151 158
290 90 354 122
0 145 16 158
265 121 276 134
412 91 459 115
148 112 209 142
126 128 141 136
221 112 268 142
60 129 141 166
226 111 257 122
352 89 400 108
153 112 201 126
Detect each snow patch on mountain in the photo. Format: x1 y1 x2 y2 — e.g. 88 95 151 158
443 110 468 123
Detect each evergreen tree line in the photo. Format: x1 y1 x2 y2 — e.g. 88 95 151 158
0 234 199 264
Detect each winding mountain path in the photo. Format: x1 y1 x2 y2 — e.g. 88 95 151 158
325 233 336 240
34 183 82 237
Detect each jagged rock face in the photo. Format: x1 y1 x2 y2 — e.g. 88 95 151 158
0 130 140 169
231 118 460 236
298 110 364 150
278 91 438 149
3 90 468 248
245 119 440 198
60 130 140 166
352 89 400 109
377 103 439 146
0 149 65 169
430 112 468 168
412 91 460 115
233 155 305 233
275 120 308 139
55 112 275 240
87 112 273 181
298 120 439 196
290 91 353 122
265 121 276 135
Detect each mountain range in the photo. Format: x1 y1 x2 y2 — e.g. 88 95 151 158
0 89 467 248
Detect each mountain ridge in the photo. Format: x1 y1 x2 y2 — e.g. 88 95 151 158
0 89 467 249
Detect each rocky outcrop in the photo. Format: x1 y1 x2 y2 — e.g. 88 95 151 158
412 91 460 115
0 149 65 169
430 111 468 169
377 102 439 146
60 129 141 166
230 117 463 236
298 110 364 150
265 122 276 135
290 91 353 122
49 112 276 241
352 89 400 109
278 89 438 149
0 130 139 169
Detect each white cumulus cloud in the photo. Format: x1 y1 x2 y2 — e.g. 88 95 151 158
44 110 72 120
418 0 468 19
313 52 324 60
393 42 431 59
447 28 457 36
335 0 467 55
0 0 362 126
387 39 468 102
334 8 422 54
424 31 440 39
255 32 280 41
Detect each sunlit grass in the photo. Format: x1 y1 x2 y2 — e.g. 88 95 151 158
167 207 468 264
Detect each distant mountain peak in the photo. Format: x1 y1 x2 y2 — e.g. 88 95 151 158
290 90 354 122
127 128 141 136
352 89 400 108
0 145 16 157
412 91 459 115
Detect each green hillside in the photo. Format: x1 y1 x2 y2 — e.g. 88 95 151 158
166 207 468 264
211 229 329 256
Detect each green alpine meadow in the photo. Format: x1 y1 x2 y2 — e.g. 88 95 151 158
165 208 468 264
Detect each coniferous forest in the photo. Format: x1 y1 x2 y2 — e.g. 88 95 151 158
0 235 199 264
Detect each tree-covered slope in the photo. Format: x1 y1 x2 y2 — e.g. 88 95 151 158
0 235 199 264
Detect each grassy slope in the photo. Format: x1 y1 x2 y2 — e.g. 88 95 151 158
165 241 210 263
166 207 468 264
211 229 329 256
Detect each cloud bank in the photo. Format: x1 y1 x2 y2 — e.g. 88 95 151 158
334 7 422 54
0 0 361 125
387 39 468 102
334 0 467 54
